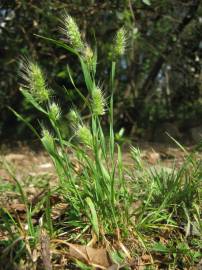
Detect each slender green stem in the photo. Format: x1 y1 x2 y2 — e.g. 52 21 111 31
109 61 116 161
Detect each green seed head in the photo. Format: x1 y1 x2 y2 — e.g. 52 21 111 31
68 109 80 124
20 59 50 103
42 128 53 141
83 45 95 71
41 128 55 153
113 27 126 58
62 13 84 51
49 102 61 121
92 86 106 116
76 124 93 147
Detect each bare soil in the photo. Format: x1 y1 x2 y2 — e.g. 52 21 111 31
0 140 193 182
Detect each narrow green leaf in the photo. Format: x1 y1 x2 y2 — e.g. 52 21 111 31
151 242 169 253
8 107 40 139
66 66 90 109
117 144 123 180
79 57 94 93
86 197 99 238
35 34 78 55
166 133 188 155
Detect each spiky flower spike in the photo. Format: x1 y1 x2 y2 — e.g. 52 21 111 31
76 124 93 147
68 109 80 124
41 128 55 154
83 44 95 71
92 86 106 116
113 27 126 58
20 59 50 103
49 102 61 121
62 13 84 51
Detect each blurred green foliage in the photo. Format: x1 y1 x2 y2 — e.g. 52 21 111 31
0 0 201 139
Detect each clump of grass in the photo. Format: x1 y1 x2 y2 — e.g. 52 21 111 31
18 13 129 239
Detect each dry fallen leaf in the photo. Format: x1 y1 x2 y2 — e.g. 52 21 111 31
68 243 111 269
7 203 26 213
51 203 69 220
146 151 160 165
141 254 151 263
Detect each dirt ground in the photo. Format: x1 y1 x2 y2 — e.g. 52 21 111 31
0 139 195 237
0 139 192 233
0 140 192 182
0 140 201 269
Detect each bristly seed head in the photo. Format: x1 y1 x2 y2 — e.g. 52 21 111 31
92 86 106 116
41 128 55 153
19 59 50 103
83 45 95 71
113 27 126 58
76 124 93 147
42 128 53 142
68 109 80 124
61 13 84 51
49 102 61 121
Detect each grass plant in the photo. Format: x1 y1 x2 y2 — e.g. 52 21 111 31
18 14 130 239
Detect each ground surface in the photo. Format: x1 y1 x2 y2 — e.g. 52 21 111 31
0 140 189 180
0 140 201 270
0 140 192 220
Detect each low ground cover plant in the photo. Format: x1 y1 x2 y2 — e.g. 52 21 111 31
0 13 201 270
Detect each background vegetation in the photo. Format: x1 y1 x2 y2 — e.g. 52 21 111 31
0 0 201 141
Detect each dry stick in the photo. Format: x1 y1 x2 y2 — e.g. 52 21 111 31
40 228 52 270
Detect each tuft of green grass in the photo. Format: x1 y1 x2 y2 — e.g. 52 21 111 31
16 12 130 239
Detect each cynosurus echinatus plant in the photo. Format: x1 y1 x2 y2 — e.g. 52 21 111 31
5 12 201 270
18 13 131 240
